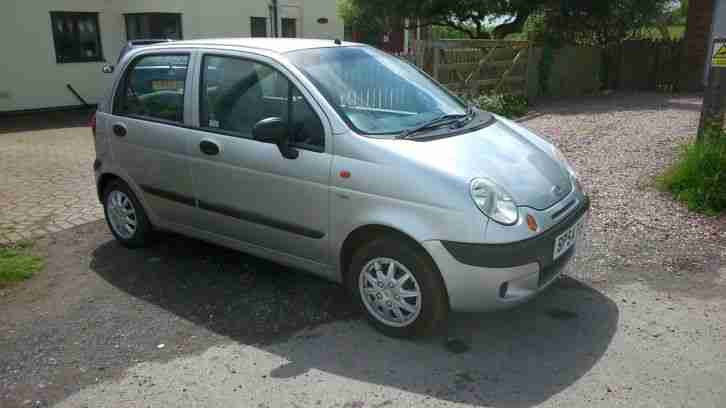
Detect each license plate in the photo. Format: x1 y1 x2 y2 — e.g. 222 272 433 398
152 80 181 91
553 216 585 260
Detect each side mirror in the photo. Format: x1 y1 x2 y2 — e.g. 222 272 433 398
252 117 298 159
102 65 114 74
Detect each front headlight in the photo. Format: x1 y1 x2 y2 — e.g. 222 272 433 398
470 178 519 225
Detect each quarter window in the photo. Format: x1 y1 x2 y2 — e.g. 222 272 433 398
50 12 104 63
115 54 189 123
200 55 324 149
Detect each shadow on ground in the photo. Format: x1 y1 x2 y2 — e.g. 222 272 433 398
526 92 701 118
91 231 618 407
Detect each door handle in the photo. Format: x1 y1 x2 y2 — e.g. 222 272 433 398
199 140 220 155
112 123 127 137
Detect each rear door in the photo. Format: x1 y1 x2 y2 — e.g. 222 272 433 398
185 51 332 264
107 51 197 226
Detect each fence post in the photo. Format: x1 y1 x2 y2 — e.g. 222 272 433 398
698 38 726 139
415 39 424 69
524 41 533 100
432 43 441 82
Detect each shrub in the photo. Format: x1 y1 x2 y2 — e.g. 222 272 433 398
473 93 529 118
657 130 726 214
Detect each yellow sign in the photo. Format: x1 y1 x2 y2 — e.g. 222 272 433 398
713 43 726 68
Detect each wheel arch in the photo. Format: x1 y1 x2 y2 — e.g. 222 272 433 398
96 172 157 226
96 172 121 202
339 224 449 302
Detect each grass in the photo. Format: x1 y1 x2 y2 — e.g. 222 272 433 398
0 241 45 287
639 25 686 40
657 130 726 215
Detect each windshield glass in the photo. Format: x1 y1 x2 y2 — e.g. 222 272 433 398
287 46 466 135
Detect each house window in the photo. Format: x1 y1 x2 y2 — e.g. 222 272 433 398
250 17 267 37
125 13 182 40
50 12 104 63
281 18 297 38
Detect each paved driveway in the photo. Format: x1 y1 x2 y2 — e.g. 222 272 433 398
0 110 103 244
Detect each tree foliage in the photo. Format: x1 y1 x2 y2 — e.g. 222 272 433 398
542 0 672 46
339 0 672 45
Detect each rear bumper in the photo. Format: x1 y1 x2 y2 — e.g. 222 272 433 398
425 196 589 312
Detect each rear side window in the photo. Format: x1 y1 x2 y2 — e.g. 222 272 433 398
115 54 189 123
200 55 324 150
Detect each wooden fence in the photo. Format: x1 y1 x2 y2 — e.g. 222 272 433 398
603 39 684 92
404 39 533 97
394 38 685 99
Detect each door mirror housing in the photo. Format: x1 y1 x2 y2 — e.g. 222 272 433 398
252 117 298 159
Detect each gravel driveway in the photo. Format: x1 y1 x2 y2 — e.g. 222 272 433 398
522 92 725 295
2 92 725 408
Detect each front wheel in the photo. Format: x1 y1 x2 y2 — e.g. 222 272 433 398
349 237 449 338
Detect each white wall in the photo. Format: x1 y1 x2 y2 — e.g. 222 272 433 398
0 0 343 112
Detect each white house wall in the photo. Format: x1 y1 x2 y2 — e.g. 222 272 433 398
0 0 342 112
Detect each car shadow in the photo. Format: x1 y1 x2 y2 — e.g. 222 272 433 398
91 232 618 407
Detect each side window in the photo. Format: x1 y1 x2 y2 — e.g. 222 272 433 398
200 55 324 149
115 54 189 123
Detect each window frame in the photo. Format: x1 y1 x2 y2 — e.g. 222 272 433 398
197 53 326 153
124 13 183 41
50 11 105 64
250 17 268 38
281 18 297 38
112 52 191 126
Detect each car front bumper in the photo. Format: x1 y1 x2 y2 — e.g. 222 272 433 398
425 196 589 312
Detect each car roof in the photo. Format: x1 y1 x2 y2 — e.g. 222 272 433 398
157 37 356 54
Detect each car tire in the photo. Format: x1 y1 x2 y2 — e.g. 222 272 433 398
102 179 154 248
348 236 449 338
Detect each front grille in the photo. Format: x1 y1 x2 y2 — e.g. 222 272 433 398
551 199 576 220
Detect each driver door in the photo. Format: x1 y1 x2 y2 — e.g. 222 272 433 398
185 52 332 264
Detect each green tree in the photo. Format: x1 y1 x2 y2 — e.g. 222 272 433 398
545 0 671 46
339 0 671 44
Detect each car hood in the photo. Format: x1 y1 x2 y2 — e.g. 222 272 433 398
397 117 572 210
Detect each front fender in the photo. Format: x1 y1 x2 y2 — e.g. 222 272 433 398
329 186 487 277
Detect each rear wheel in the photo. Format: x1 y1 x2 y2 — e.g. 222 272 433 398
349 237 448 338
102 179 153 248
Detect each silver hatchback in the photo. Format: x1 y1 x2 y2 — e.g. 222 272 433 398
93 38 589 337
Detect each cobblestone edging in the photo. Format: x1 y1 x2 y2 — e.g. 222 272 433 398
0 124 103 244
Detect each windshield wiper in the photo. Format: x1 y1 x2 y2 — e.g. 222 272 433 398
398 113 469 139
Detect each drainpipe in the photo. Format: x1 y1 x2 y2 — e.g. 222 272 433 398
271 0 279 37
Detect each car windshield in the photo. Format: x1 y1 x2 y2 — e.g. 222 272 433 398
287 46 467 135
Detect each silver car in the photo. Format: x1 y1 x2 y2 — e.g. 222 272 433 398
92 38 589 338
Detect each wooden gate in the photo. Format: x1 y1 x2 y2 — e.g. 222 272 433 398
410 39 532 98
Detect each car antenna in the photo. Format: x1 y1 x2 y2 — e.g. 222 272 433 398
334 38 341 45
